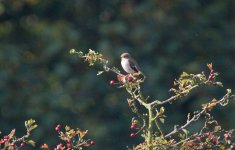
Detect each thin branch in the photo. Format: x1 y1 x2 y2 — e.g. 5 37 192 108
165 110 206 138
126 87 149 108
165 94 235 138
173 132 209 146
149 85 199 106
173 128 235 147
127 99 146 136
154 120 164 136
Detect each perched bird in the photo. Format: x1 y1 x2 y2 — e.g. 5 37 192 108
120 53 145 79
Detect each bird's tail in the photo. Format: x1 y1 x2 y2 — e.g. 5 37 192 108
133 71 146 82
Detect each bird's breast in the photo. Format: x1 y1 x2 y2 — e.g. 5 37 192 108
121 59 135 73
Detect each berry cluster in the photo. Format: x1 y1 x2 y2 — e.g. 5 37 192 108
207 63 215 81
0 119 37 149
186 131 233 149
42 124 94 150
130 120 138 138
0 136 25 149
109 74 138 87
0 136 9 144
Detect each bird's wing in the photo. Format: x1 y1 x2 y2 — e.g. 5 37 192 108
128 59 140 73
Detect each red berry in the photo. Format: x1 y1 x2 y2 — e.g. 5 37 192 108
3 138 8 143
67 143 72 148
117 74 124 83
206 132 211 136
109 80 115 86
212 137 218 145
4 136 8 140
55 124 61 132
20 143 25 148
224 133 231 139
125 75 134 82
130 122 137 129
196 136 201 141
90 140 95 145
130 133 136 138
133 120 138 124
188 142 193 148
130 125 136 129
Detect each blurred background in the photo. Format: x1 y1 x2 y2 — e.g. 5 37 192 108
0 0 235 149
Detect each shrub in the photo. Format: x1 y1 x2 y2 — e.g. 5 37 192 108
1 49 234 150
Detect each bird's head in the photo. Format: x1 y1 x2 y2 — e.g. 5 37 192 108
121 53 131 59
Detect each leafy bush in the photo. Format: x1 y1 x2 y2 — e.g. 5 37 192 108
69 49 234 150
1 49 234 150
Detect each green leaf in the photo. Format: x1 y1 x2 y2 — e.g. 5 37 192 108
79 130 88 139
159 118 165 124
219 145 225 150
174 125 178 132
65 125 71 131
8 129 16 139
25 119 36 128
182 129 189 135
181 72 189 77
97 71 104 75
179 133 185 139
69 49 76 54
227 89 231 94
216 82 223 87
159 107 165 114
29 124 38 131
27 140 36 147
25 119 37 132
214 125 221 132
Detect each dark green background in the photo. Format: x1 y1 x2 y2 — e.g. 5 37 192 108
0 0 234 149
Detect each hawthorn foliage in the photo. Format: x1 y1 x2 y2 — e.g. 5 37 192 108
70 49 234 150
0 120 94 150
1 49 234 150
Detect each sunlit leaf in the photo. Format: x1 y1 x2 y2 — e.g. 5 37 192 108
27 140 36 147
211 98 217 103
97 71 104 75
65 126 71 131
219 145 225 150
159 118 165 124
216 82 223 87
181 72 189 77
227 89 232 94
69 49 76 54
25 119 37 131
182 129 189 136
8 129 16 139
29 124 38 131
41 144 49 149
159 107 165 114
79 130 88 139
214 125 221 132
179 133 185 139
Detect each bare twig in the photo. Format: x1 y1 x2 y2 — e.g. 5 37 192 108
149 84 199 106
127 98 146 136
165 93 235 138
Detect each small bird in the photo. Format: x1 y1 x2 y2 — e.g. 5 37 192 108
120 53 145 79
